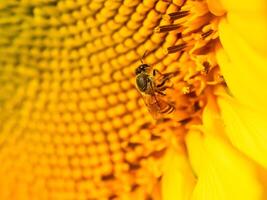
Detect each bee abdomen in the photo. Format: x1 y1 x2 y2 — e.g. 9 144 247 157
159 103 175 114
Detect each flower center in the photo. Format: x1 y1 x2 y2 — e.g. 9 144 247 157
151 0 224 130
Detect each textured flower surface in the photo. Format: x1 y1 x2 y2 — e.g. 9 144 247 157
0 0 267 199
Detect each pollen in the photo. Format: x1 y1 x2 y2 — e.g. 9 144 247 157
0 0 225 199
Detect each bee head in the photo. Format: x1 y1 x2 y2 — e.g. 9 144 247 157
135 64 149 75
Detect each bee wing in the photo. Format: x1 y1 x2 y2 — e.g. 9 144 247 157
141 94 160 119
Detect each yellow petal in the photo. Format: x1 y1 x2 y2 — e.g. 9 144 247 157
186 131 264 200
216 19 267 111
216 92 267 169
206 0 226 16
162 147 196 200
218 0 267 55
218 0 267 13
201 91 224 139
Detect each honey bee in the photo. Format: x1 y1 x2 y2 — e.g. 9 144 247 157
135 51 176 119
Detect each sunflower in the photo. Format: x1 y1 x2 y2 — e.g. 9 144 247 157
0 0 267 199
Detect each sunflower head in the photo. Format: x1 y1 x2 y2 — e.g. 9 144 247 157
1 0 267 199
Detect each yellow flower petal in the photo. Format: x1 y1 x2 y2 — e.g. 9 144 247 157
216 92 267 168
216 19 267 111
162 147 196 200
186 131 264 200
206 0 225 16
218 0 267 55
201 91 224 138
218 0 267 13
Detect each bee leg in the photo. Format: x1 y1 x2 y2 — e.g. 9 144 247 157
156 85 172 92
155 72 175 88
155 88 166 96
156 77 170 88
154 69 179 78
164 71 180 77
153 69 163 76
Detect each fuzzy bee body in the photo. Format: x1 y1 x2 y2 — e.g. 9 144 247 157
135 54 175 119
136 73 154 95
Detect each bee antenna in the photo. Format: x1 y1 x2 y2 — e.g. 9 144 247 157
140 50 148 64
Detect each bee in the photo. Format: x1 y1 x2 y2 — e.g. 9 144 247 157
135 51 176 119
